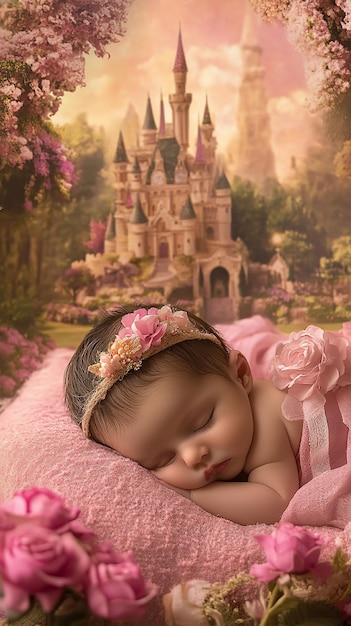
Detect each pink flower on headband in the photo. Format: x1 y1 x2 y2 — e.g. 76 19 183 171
120 308 168 350
88 306 202 380
157 306 190 328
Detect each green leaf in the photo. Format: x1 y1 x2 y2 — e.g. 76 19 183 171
276 600 341 626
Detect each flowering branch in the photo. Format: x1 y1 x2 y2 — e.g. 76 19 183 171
0 0 132 198
249 1 351 111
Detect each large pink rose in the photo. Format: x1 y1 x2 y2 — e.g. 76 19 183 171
119 308 167 350
1 524 90 613
270 325 348 401
85 547 158 620
0 488 93 541
250 523 331 582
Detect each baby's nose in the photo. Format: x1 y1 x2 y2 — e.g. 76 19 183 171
179 442 209 468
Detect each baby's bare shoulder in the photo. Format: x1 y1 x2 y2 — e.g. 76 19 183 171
247 380 299 467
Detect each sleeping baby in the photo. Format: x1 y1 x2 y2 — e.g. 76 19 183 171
64 304 351 525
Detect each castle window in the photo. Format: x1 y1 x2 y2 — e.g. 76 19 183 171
206 226 215 240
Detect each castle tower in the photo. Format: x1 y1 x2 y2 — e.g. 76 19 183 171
215 172 232 244
130 155 142 195
140 95 157 149
104 212 116 255
169 28 192 151
191 125 207 233
234 5 276 190
200 97 216 160
129 195 148 258
113 131 129 207
159 93 166 138
180 195 196 255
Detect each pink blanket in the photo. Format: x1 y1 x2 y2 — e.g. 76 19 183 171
0 316 350 625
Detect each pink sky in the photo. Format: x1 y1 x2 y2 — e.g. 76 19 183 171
54 0 318 181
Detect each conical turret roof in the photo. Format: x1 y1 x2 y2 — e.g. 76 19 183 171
130 195 148 224
202 96 212 125
142 95 157 130
113 131 128 163
215 172 231 190
173 28 188 72
194 126 206 164
132 155 141 174
180 195 196 220
159 93 166 137
105 213 116 240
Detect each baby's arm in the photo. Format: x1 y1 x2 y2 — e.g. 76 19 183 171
190 458 299 525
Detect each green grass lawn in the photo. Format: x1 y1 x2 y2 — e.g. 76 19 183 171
39 321 91 349
40 319 345 349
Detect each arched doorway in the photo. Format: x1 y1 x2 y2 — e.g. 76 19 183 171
210 266 229 298
159 241 169 258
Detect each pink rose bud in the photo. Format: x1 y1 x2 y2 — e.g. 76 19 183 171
85 549 158 620
250 523 332 582
163 580 212 626
0 488 80 531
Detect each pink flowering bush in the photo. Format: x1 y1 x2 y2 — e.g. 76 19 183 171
0 326 55 398
0 488 157 624
45 303 102 325
164 522 351 625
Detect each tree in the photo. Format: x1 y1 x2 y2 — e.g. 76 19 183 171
266 184 327 271
60 266 95 305
231 178 271 263
280 230 315 280
250 1 351 177
0 0 131 211
331 236 351 272
86 219 107 254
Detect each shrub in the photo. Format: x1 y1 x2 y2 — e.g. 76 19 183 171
0 327 55 398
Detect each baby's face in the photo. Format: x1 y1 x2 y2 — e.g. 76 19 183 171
107 368 254 491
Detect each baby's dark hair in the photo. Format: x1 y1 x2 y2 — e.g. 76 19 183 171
64 303 231 446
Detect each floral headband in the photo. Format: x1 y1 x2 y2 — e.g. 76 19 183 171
81 305 222 438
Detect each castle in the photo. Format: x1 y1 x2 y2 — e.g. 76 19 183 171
88 11 280 323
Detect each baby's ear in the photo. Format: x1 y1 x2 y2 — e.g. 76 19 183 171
228 350 253 393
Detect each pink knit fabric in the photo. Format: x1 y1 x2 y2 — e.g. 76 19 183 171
1 317 351 624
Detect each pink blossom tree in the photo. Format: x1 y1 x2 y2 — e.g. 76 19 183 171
250 1 351 177
85 219 107 254
0 0 132 205
249 1 351 111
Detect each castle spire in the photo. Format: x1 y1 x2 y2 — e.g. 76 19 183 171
130 195 148 224
202 95 212 126
173 27 188 72
142 95 157 130
194 125 206 164
159 93 166 137
113 131 128 163
169 27 192 150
